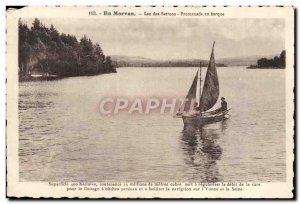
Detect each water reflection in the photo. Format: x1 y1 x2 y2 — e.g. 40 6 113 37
181 121 228 182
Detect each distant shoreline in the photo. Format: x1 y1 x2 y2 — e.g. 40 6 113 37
110 54 285 68
114 66 248 69
111 58 227 68
115 64 227 68
246 66 285 69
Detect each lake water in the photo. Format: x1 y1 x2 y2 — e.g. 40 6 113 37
19 67 286 182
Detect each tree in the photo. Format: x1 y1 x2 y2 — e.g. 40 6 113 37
279 50 286 68
19 42 31 73
32 18 42 32
19 19 31 73
256 50 286 69
18 18 116 80
105 56 116 73
94 43 105 73
49 24 61 45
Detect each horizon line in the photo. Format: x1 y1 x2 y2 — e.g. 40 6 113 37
109 52 283 61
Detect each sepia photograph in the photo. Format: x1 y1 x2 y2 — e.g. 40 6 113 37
6 6 294 198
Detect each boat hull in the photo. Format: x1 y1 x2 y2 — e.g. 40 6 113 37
182 110 230 126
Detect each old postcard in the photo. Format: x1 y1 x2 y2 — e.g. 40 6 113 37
6 6 294 198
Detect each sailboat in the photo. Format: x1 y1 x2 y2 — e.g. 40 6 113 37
177 42 230 125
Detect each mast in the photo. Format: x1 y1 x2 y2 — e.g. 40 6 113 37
199 61 202 115
199 61 202 100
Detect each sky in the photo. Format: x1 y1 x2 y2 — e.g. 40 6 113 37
23 18 285 60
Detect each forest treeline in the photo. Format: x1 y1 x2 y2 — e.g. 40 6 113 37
247 50 286 69
19 18 116 81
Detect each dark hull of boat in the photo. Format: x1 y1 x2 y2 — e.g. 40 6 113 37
182 110 229 126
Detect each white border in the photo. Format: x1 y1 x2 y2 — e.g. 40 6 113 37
1 0 298 203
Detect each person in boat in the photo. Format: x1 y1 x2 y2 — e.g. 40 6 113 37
220 97 227 111
215 97 227 113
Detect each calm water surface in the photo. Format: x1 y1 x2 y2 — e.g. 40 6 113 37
19 67 286 182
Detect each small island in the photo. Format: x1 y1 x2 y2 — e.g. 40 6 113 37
247 50 286 69
19 18 116 82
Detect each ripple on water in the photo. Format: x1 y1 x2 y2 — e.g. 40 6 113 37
19 68 286 182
